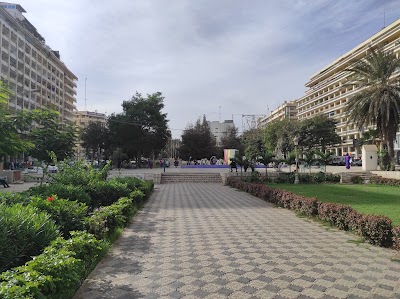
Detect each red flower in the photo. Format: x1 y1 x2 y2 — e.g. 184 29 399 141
47 196 54 201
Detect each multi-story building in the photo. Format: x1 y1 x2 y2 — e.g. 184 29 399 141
165 138 181 159
74 111 107 160
297 19 400 158
208 120 235 146
258 100 297 128
0 3 77 122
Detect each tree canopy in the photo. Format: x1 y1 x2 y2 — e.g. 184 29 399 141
220 126 243 154
80 121 110 161
108 92 170 162
179 115 217 160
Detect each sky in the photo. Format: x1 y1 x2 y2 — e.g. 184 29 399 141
16 0 400 138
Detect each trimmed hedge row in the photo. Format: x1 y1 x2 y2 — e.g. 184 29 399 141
0 231 102 299
227 177 395 248
370 176 400 186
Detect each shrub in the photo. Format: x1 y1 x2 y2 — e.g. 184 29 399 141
29 196 87 238
325 173 341 183
0 192 29 205
370 176 400 186
318 203 355 230
0 204 60 272
350 175 364 184
130 189 145 204
244 171 261 182
392 225 400 251
87 180 130 208
356 215 393 246
85 197 135 239
28 183 91 205
312 172 326 183
274 173 295 183
299 174 312 183
0 231 102 299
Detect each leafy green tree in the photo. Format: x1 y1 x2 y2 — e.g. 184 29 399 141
108 92 170 166
179 115 217 160
28 110 76 169
80 121 110 162
345 47 400 167
220 126 243 152
0 82 35 166
264 119 298 157
297 115 341 152
316 151 334 172
245 138 275 176
301 150 317 174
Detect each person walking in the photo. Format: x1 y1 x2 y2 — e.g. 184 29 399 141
0 177 10 188
344 153 351 170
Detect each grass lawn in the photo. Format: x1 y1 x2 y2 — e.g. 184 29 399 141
267 184 400 226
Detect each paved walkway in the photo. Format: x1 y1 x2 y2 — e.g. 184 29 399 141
73 183 400 299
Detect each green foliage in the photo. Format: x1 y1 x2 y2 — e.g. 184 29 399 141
393 225 400 251
108 91 171 160
80 121 110 161
220 126 243 153
297 115 341 151
27 110 77 164
263 119 298 156
350 175 364 184
88 180 131 207
0 192 30 205
0 204 60 272
345 47 400 161
370 176 400 186
0 81 35 157
29 196 87 238
27 183 91 205
85 197 136 239
0 231 103 299
179 115 217 160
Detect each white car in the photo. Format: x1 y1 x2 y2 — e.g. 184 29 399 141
48 164 58 173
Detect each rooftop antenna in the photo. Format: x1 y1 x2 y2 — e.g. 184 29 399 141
383 8 386 28
219 106 221 122
84 78 87 111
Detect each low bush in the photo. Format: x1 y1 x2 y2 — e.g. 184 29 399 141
350 175 364 184
0 204 60 272
274 173 295 183
299 174 312 183
392 225 400 251
29 196 87 238
0 192 29 205
226 177 395 248
312 172 326 184
370 176 400 186
88 180 131 208
0 231 103 299
130 189 145 204
85 197 136 239
28 183 91 205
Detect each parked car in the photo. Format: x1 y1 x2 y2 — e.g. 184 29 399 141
330 156 345 166
351 159 362 166
48 164 58 173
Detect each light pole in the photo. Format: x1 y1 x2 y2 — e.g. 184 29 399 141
293 136 299 184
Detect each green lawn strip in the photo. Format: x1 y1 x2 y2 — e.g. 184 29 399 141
267 184 400 226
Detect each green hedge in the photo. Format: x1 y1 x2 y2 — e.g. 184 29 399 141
29 196 87 238
370 176 400 186
227 177 395 248
0 231 103 299
0 204 60 273
27 184 91 205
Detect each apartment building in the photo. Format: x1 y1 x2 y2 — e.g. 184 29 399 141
208 120 235 146
258 100 297 128
74 111 107 160
297 19 400 158
0 3 77 122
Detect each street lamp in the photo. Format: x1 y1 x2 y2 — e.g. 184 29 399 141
293 136 299 184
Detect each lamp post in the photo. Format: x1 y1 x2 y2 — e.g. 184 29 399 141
293 136 299 184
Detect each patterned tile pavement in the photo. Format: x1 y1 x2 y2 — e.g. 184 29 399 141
73 183 400 299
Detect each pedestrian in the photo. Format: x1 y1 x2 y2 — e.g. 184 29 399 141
0 177 9 188
230 159 237 172
344 153 351 170
174 158 179 168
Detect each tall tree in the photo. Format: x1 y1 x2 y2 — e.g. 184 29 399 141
108 92 170 164
27 110 77 166
345 47 400 166
179 115 217 160
297 115 341 152
0 82 35 164
264 119 298 158
220 126 243 153
80 121 110 162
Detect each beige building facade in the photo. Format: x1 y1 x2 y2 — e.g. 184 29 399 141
258 100 297 128
0 3 77 122
297 19 400 157
74 111 107 160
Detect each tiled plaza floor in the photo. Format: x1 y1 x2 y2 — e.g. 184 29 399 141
73 183 400 299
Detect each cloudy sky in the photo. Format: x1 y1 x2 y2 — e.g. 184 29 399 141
17 0 400 137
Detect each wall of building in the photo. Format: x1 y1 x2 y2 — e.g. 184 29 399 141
208 120 234 146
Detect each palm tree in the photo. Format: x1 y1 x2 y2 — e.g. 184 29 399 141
316 151 333 173
345 47 400 167
301 150 317 174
